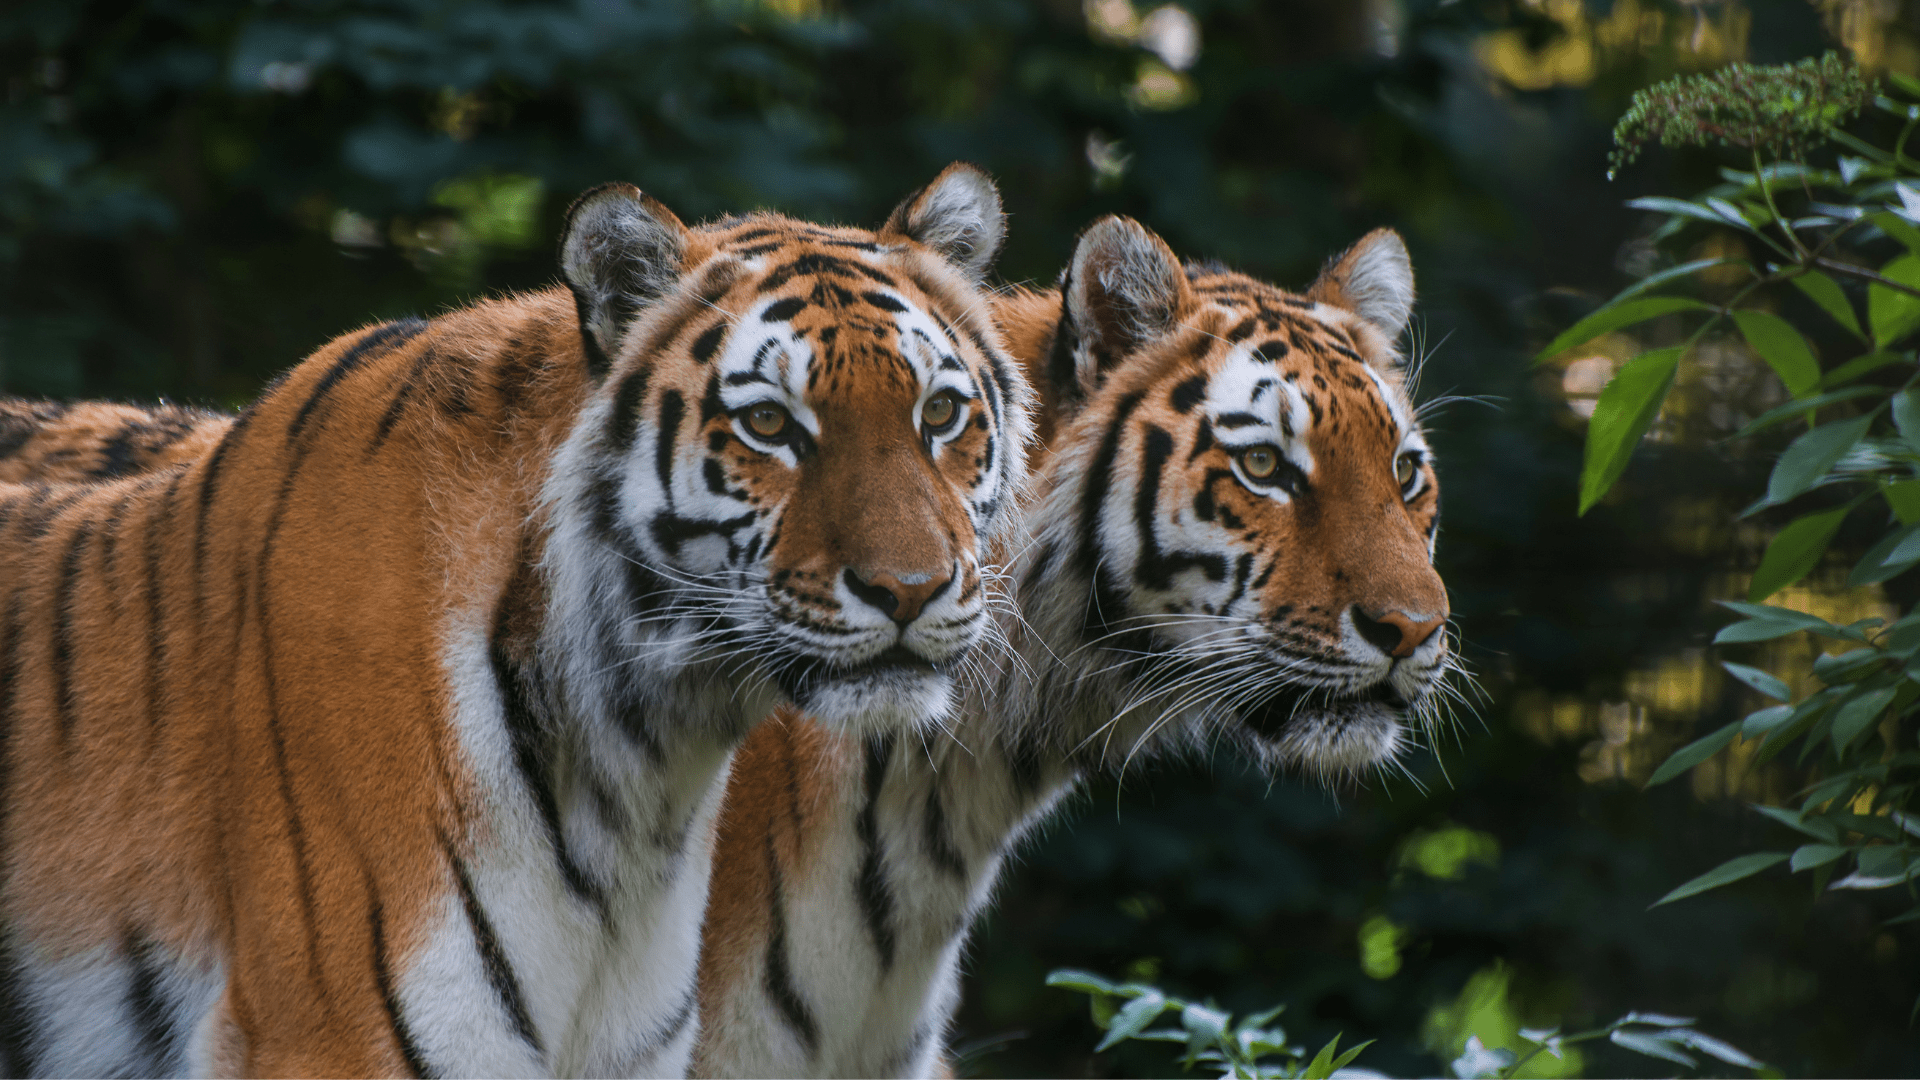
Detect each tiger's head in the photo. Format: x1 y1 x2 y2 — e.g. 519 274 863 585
544 164 1032 736
1023 217 1452 777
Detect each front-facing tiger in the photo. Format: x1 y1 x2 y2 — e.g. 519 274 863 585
0 163 1030 1077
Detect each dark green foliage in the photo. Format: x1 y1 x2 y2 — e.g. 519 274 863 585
1609 52 1873 175
7 2 1920 1078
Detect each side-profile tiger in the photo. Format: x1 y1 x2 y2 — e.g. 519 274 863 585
0 162 1033 1077
692 218 1454 1077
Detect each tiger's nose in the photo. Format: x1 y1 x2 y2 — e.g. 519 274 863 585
844 566 954 626
1351 606 1444 659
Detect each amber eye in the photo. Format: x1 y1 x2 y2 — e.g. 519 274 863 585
922 390 960 433
1395 451 1419 489
746 403 790 439
1240 445 1279 480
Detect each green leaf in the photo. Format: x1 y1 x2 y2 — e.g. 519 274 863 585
1672 1029 1766 1069
1302 1034 1343 1080
1792 271 1865 339
1764 416 1872 508
1741 704 1795 737
1753 803 1843 843
1095 991 1168 1051
1651 851 1790 907
1815 349 1906 390
1831 686 1896 753
1534 298 1708 365
1874 210 1920 255
1732 310 1821 396
1646 721 1740 787
1722 661 1791 700
1749 507 1850 601
1046 969 1119 995
1179 1003 1230 1065
1619 1011 1695 1027
1895 388 1920 451
1870 254 1920 347
1626 195 1735 226
1811 647 1883 683
1850 521 1920 585
1607 257 1748 308
1610 1029 1697 1068
1734 386 1881 438
1579 347 1682 514
1790 843 1851 870
1330 1039 1374 1073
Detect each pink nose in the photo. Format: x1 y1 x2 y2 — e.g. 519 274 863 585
1352 607 1444 658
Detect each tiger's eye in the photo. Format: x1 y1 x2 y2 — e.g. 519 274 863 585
747 404 789 439
922 390 958 431
1241 446 1279 480
1395 452 1417 488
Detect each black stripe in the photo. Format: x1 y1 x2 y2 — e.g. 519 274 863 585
52 518 92 751
622 987 699 1067
605 365 653 451
922 785 966 877
489 624 604 912
654 391 684 503
440 832 544 1056
855 736 898 971
370 888 435 1079
253 465 329 994
371 346 438 452
288 319 429 442
1133 426 1228 590
689 322 728 364
125 931 181 1073
568 283 614 379
763 833 820 1054
1074 392 1145 639
193 407 254 614
145 472 182 742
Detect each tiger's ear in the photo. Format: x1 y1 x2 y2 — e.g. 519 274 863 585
1307 228 1414 344
1052 215 1189 403
560 183 690 379
882 162 1005 281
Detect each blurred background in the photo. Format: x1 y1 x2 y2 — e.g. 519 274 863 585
5 0 1919 1075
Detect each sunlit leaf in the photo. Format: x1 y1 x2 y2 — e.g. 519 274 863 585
1731 310 1821 396
1791 270 1865 339
1579 347 1682 514
1534 299 1707 366
1095 991 1168 1050
1672 1029 1766 1069
1650 851 1789 907
1618 1012 1694 1027
1625 195 1733 226
1606 257 1747 308
1047 969 1119 995
1303 1034 1343 1080
1749 506 1850 600
1646 721 1740 787
1609 1029 1697 1067
1831 686 1896 753
1763 416 1871 508
1870 253 1920 346
1752 803 1843 843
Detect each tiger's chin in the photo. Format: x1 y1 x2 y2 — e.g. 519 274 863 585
769 644 959 735
1234 680 1413 777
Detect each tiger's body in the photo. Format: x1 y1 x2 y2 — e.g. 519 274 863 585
0 164 1032 1077
0 400 227 485
0 217 1450 1080
693 221 1454 1078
